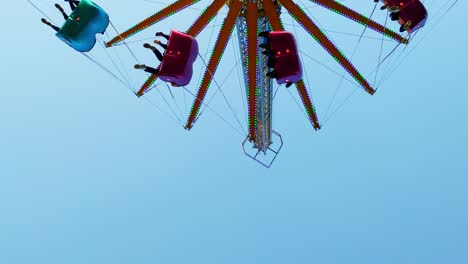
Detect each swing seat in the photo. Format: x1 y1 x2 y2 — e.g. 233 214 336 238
158 30 199 86
382 0 428 32
269 31 303 85
56 0 110 52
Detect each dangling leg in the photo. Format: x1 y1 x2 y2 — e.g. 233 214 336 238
55 3 69 20
134 64 160 74
71 1 80 11
144 66 160 74
258 31 270 37
259 43 270 49
143 43 164 62
267 57 275 68
41 18 60 32
285 82 293 88
155 32 170 40
152 49 164 62
153 40 168 50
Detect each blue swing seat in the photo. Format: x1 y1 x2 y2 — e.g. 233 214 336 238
55 0 109 52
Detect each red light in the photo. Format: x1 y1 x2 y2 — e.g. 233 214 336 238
76 17 80 21
400 2 404 6
286 49 290 53
177 51 181 55
277 51 281 55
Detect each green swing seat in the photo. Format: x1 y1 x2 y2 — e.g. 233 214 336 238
56 0 109 52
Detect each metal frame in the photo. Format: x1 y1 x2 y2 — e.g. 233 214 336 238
242 130 283 168
235 4 274 153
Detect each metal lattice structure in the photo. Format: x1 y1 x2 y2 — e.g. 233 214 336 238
236 5 274 154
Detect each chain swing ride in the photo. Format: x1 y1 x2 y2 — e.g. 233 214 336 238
27 0 458 167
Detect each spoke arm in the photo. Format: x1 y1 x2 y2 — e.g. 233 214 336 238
186 0 226 37
185 0 243 129
136 74 158 97
106 0 200 47
295 80 320 129
247 2 258 141
309 0 408 44
263 0 321 128
279 0 375 94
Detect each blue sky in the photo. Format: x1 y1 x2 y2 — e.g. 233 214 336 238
0 1 466 263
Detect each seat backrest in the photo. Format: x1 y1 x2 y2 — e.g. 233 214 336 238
269 31 298 57
275 55 302 84
159 30 198 86
268 31 302 84
56 0 109 52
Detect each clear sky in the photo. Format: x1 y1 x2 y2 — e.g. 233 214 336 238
0 1 466 263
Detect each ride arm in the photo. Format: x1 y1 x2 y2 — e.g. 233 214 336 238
185 0 242 129
263 0 320 129
186 0 226 37
136 74 159 97
310 0 408 44
296 80 320 129
247 1 258 141
105 0 201 47
279 0 375 95
261 0 284 30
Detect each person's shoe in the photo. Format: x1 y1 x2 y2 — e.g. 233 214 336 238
266 71 277 78
134 64 146 69
55 3 65 12
155 32 164 37
153 40 162 45
41 18 50 25
286 82 293 88
143 43 152 49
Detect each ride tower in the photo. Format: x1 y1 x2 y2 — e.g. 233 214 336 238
236 1 282 167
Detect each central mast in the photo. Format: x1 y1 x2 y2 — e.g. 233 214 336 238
236 1 282 167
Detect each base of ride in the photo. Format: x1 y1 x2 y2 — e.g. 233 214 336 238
243 130 283 168
56 0 109 52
